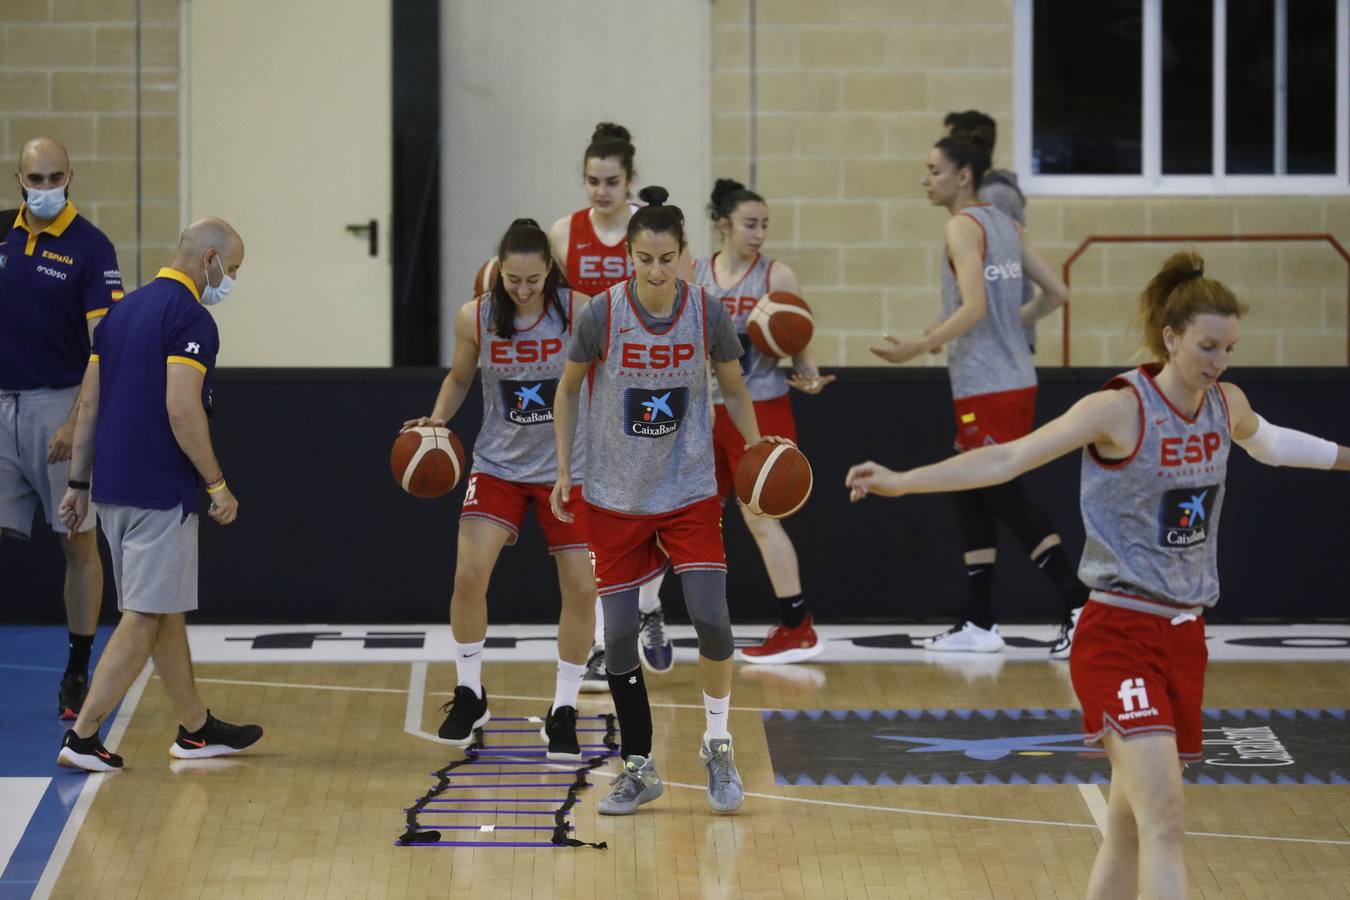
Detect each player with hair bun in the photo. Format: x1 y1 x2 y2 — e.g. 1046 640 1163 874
692 177 834 665
849 250 1350 899
873 134 1086 657
552 186 792 816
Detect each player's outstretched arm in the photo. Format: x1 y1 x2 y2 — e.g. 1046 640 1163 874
1222 382 1350 470
846 388 1134 501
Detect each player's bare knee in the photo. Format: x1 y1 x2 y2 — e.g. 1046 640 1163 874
59 528 98 560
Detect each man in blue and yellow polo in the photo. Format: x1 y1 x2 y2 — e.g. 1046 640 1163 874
55 217 263 772
1 137 123 719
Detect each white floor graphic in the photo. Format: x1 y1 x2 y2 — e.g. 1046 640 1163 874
186 623 1350 663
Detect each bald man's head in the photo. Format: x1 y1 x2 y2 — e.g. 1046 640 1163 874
15 138 73 223
173 217 246 297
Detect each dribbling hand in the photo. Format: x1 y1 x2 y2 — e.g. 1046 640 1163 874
742 434 797 452
401 416 446 432
787 372 835 395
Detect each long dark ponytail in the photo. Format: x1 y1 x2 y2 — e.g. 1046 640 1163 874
489 218 571 339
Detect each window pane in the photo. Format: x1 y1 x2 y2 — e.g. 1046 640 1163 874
1226 0 1275 174
1033 0 1143 175
1286 0 1336 174
1162 0 1213 174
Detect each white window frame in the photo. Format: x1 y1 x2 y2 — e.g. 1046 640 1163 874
1013 0 1350 195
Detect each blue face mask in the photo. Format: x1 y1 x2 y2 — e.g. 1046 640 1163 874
201 254 235 307
23 184 68 220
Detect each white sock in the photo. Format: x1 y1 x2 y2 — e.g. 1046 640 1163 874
455 640 484 696
703 691 730 741
553 658 585 710
593 596 606 647
638 573 665 614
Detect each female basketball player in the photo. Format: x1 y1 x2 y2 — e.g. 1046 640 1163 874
551 187 791 815
871 135 1086 657
548 122 669 683
848 250 1350 900
403 219 594 761
692 178 835 664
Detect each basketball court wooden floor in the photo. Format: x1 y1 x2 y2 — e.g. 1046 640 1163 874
5 624 1350 899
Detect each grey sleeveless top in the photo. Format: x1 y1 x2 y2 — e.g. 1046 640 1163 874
1078 365 1231 616
694 254 788 403
939 204 1037 400
472 289 583 484
578 280 717 516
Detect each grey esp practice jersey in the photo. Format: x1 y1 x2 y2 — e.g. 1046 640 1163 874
581 280 717 516
979 170 1036 352
939 204 1036 400
1078 365 1231 617
472 289 584 484
694 253 788 403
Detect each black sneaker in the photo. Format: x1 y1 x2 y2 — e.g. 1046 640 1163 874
438 686 489 746
579 646 609 694
540 706 582 761
170 710 264 759
58 672 88 721
58 729 123 772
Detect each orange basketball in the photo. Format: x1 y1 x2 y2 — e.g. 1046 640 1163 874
747 292 813 358
473 257 499 296
734 442 813 519
391 426 466 498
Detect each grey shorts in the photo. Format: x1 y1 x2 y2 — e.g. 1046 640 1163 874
0 386 97 538
99 503 199 614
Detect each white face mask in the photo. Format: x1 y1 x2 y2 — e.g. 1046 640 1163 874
23 184 68 220
201 254 235 306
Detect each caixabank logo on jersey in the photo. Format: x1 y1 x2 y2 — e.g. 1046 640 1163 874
623 386 688 438
499 379 557 425
762 708 1348 786
1157 483 1220 547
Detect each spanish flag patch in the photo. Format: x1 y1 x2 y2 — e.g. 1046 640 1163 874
111 289 124 301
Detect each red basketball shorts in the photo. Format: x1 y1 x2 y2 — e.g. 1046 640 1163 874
459 471 589 554
952 386 1038 452
587 496 726 596
713 394 799 498
1070 600 1209 760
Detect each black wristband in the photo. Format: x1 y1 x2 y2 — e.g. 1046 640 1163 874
67 479 91 490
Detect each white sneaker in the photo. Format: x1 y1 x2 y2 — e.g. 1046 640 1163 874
921 621 1004 654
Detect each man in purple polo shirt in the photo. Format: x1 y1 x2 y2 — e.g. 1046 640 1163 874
1 137 123 719
54 217 262 772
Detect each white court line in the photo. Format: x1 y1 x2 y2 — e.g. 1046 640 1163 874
0 778 50 875
195 675 769 713
1078 784 1110 833
211 666 1350 850
33 665 151 900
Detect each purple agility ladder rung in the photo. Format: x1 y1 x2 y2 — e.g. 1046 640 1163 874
415 824 571 831
408 808 559 815
400 840 562 847
480 728 610 734
489 716 610 722
435 783 578 789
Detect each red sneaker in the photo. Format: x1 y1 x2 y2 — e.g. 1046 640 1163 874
739 615 824 665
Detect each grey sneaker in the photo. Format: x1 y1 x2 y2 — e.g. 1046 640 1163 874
700 736 744 813
579 645 610 694
597 754 663 815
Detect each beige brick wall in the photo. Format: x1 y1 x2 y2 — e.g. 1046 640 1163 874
1 0 180 287
711 0 1350 367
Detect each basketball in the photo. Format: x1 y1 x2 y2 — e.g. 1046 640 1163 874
473 256 499 295
735 442 813 519
747 292 813 358
390 426 465 498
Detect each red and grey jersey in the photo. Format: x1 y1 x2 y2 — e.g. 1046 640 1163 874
472 288 584 484
565 206 635 296
693 253 788 403
574 279 718 517
939 203 1036 400
1078 364 1231 617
